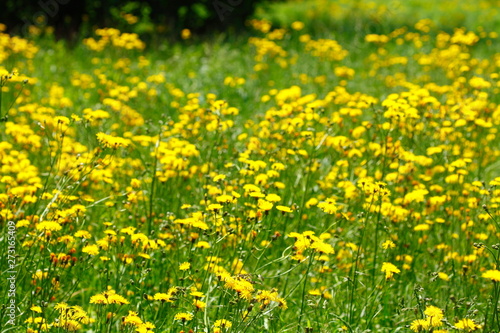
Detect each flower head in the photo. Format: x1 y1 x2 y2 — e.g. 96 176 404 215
381 262 400 280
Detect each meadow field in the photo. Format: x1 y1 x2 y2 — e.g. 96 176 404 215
1 0 500 332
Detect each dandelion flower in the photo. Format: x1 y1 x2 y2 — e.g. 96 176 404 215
382 240 396 249
482 270 500 282
381 262 400 280
214 319 232 328
276 205 292 213
30 306 42 313
82 244 99 256
36 221 62 232
454 318 481 330
424 305 444 326
90 289 129 305
410 319 430 332
174 312 194 321
179 262 191 271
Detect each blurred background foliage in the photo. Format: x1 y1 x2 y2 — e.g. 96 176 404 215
1 0 499 44
0 0 272 40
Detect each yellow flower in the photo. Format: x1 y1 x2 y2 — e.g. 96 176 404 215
96 132 130 149
438 272 450 281
30 306 42 313
153 288 177 303
196 241 211 248
410 319 430 332
216 194 234 203
136 322 155 333
54 303 69 311
381 262 400 280
265 193 281 202
291 21 305 31
174 312 194 321
276 205 292 213
179 262 191 271
382 240 396 249
317 198 338 214
258 199 273 211
122 311 143 326
214 319 232 328
90 289 129 305
36 221 62 232
190 290 205 298
74 230 92 239
207 203 223 212
482 270 500 282
193 299 206 310
454 318 481 331
82 245 99 256
153 293 172 302
308 289 322 296
424 305 444 327
181 29 191 40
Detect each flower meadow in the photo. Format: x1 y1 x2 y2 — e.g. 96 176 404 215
1 2 500 332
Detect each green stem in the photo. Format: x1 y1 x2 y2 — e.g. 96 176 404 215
370 198 383 288
298 254 314 329
5 83 25 119
348 219 366 326
494 282 500 331
148 132 161 235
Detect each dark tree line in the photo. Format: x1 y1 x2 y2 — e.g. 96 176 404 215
1 0 270 39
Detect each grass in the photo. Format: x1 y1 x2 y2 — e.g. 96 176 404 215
0 1 499 332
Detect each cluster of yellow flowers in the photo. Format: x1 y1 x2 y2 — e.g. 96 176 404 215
1 3 500 331
83 28 145 51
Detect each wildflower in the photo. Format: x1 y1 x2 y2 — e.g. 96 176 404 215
424 305 444 327
258 199 273 211
482 270 500 282
414 223 430 231
179 262 191 271
36 221 62 232
90 289 129 305
190 290 205 298
30 306 42 313
454 318 481 330
136 322 155 333
181 29 191 39
96 132 131 149
317 198 338 214
265 193 281 202
82 244 99 256
382 240 396 249
74 230 92 239
195 241 211 248
216 194 234 203
207 203 223 212
381 262 400 280
276 205 292 213
291 21 305 31
153 287 177 302
403 189 429 204
214 319 232 328
191 299 205 311
310 240 334 254
410 319 430 332
122 311 143 326
53 319 81 331
308 289 322 296
174 312 194 321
